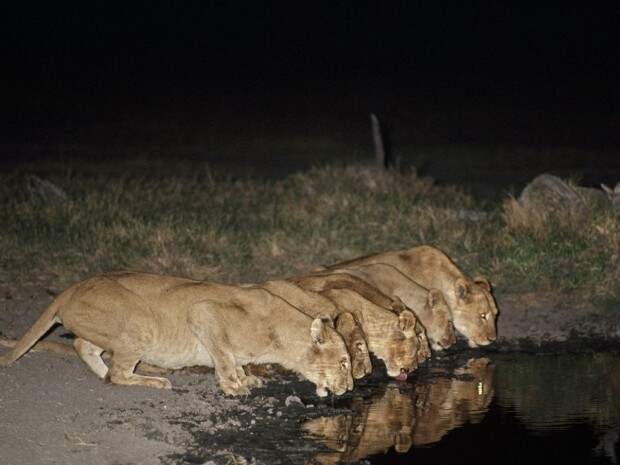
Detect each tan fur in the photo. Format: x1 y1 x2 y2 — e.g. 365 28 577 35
294 272 432 365
325 245 498 348
0 272 353 397
329 263 456 351
293 275 423 378
250 280 372 379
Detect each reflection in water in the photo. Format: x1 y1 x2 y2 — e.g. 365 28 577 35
303 357 495 464
412 357 495 447
183 354 619 464
302 353 620 465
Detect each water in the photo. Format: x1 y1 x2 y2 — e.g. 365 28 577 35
301 353 620 465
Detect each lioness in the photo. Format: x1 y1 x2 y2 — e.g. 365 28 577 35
254 280 372 379
322 245 498 347
0 272 353 397
329 263 456 351
293 274 424 379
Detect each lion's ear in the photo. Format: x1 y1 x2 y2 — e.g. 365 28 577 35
455 278 472 301
311 317 329 344
335 312 356 332
427 288 444 308
319 314 335 328
398 310 416 336
473 276 492 292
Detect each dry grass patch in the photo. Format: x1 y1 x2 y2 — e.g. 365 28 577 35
0 163 618 301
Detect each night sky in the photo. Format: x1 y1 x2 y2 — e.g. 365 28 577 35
3 3 620 172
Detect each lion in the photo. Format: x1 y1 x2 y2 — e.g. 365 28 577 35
328 263 456 351
292 274 425 379
322 245 498 347
0 272 353 397
251 280 372 380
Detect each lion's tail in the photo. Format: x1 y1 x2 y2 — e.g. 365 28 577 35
0 294 67 365
0 336 77 357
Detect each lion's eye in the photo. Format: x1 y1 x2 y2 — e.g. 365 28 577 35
480 313 487 320
340 360 348 370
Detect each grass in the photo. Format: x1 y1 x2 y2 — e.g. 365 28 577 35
1 162 618 300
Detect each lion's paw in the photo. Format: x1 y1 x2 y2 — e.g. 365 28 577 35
242 374 263 388
221 382 251 397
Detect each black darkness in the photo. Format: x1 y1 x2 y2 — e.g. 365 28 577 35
3 3 620 180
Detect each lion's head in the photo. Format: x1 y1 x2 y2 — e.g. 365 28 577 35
303 316 354 397
425 288 457 351
451 277 498 348
371 309 421 380
335 312 373 379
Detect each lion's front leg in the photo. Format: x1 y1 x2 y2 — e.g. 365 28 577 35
188 301 250 396
212 352 250 396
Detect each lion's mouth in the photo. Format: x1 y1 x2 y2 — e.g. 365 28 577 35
395 372 408 382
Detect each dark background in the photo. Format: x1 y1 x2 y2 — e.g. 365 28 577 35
3 2 620 187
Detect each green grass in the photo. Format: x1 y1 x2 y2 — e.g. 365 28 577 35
1 162 618 299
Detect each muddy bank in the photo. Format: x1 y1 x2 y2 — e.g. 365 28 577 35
494 292 620 352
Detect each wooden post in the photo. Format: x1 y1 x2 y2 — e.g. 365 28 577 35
371 113 387 169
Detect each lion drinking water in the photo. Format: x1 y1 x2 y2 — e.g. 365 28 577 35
0 271 353 397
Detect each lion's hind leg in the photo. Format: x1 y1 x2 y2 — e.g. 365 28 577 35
74 338 108 379
107 351 172 389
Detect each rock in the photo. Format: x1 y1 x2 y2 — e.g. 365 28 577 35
284 395 304 408
26 175 69 202
601 182 620 211
519 174 587 216
519 174 620 216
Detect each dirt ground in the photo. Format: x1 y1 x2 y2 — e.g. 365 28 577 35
0 277 618 465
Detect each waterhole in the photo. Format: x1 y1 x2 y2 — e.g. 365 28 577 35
301 353 620 465
180 353 619 465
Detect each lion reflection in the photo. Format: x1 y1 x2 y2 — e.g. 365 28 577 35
302 357 495 464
